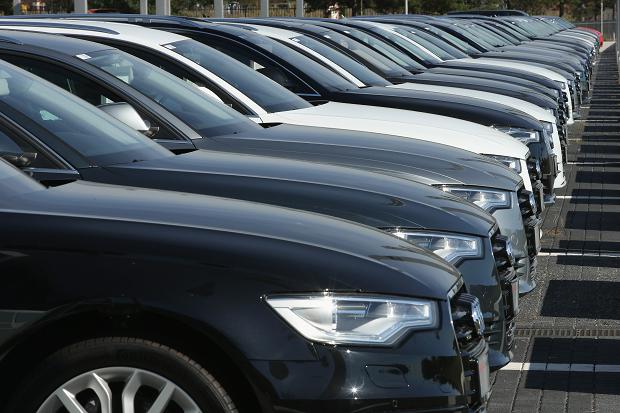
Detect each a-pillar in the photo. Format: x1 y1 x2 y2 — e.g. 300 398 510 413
155 0 170 15
260 0 269 17
74 0 88 13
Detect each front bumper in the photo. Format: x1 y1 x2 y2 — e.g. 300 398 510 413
250 291 490 412
517 185 542 295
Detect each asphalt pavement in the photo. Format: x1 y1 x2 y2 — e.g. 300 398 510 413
488 43 620 413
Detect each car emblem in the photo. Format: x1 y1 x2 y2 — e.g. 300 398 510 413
471 298 485 335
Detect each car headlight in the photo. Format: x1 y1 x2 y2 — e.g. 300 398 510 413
441 187 511 213
392 231 482 264
483 155 522 174
266 293 438 346
494 126 540 145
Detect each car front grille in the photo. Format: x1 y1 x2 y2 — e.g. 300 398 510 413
491 231 519 351
451 288 490 409
527 157 545 214
518 185 542 262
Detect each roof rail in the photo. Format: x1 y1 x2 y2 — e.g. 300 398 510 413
0 20 119 35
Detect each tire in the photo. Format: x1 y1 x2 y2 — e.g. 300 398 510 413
5 337 238 413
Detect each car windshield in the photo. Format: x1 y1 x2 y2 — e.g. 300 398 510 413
308 27 414 77
369 25 444 65
287 34 390 86
84 49 259 137
0 158 43 196
390 25 455 60
327 25 426 72
0 63 171 166
418 23 479 54
164 39 316 112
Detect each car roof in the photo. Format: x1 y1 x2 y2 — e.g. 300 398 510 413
0 28 113 55
0 19 187 46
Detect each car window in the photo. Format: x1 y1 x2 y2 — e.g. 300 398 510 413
83 49 260 138
2 55 179 141
0 127 57 169
0 63 171 166
197 35 318 96
328 26 425 71
163 38 319 113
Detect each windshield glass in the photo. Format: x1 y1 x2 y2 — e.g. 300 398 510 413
287 34 390 86
441 22 496 50
390 26 453 60
479 22 520 44
84 49 258 137
366 25 443 65
165 39 316 112
0 159 43 196
328 26 425 71
0 64 170 166
310 27 413 77
420 23 479 54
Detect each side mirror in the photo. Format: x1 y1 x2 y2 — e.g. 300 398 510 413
98 102 150 134
0 152 37 168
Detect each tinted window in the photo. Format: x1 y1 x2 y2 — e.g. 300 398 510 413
3 54 178 141
0 64 171 166
287 34 390 86
84 49 259 137
164 38 318 112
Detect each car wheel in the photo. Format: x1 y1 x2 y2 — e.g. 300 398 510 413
7 337 238 413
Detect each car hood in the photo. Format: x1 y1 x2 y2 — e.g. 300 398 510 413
12 180 461 299
200 123 522 191
391 83 555 123
455 58 570 83
98 150 496 237
326 86 542 131
265 101 529 159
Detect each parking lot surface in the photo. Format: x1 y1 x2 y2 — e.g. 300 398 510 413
488 44 620 413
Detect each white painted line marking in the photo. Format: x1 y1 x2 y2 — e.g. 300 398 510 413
567 161 620 165
538 251 620 258
556 195 620 200
596 365 620 373
503 362 524 371
547 364 571 372
571 364 594 372
502 363 620 373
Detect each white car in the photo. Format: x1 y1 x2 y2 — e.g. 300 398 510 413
446 57 575 124
0 18 534 192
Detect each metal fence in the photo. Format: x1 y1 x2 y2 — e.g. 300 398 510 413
574 20 617 41
176 6 383 18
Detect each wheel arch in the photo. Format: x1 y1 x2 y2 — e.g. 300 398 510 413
0 303 270 412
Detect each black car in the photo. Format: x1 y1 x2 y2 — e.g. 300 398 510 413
0 58 518 369
0 29 540 297
0 158 491 412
